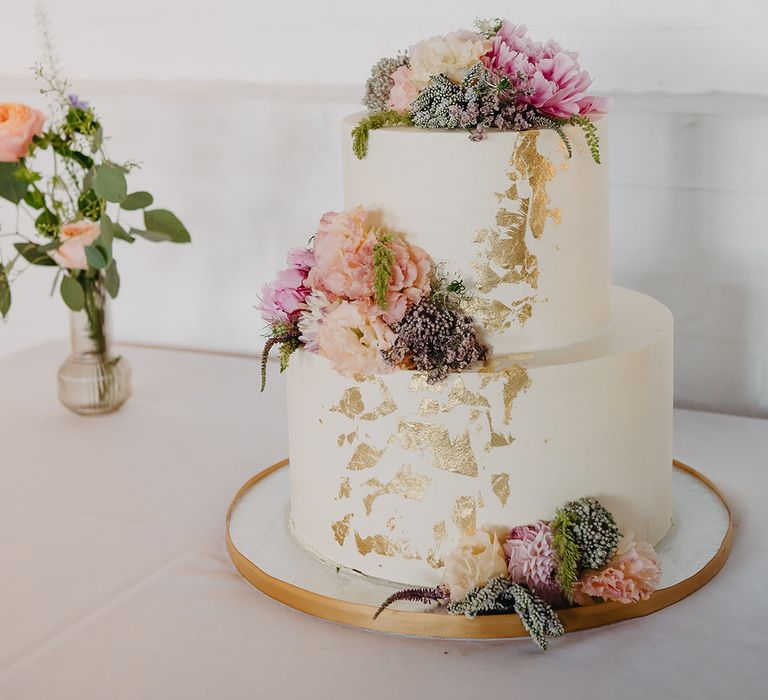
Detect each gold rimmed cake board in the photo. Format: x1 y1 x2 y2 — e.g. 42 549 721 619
226 460 732 640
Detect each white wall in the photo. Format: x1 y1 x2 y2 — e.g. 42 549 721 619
1 1 767 417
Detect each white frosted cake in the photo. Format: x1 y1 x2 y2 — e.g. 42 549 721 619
258 21 672 618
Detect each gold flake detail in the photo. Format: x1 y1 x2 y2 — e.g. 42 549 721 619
485 411 514 451
392 421 478 477
330 387 364 418
433 520 446 547
409 373 444 393
353 532 420 559
491 473 511 506
331 514 353 546
361 464 431 515
359 378 397 421
336 433 345 447
330 380 396 422
501 366 532 424
346 443 385 470
386 517 396 531
418 378 490 416
452 496 477 536
426 552 445 569
336 477 351 500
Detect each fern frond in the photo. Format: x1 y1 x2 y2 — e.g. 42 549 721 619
551 510 580 603
569 114 601 164
351 110 413 159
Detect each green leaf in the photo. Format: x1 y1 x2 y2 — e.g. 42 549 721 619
34 209 60 237
99 214 115 245
91 126 103 151
121 191 153 211
77 189 103 221
83 168 95 191
92 164 127 203
104 260 120 298
84 244 108 269
0 162 28 204
142 209 191 243
112 222 134 243
0 265 11 318
13 242 57 266
60 275 85 311
70 151 94 170
23 188 46 210
129 227 172 243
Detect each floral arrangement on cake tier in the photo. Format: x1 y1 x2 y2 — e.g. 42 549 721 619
0 58 190 414
353 19 604 163
374 497 661 651
258 206 488 389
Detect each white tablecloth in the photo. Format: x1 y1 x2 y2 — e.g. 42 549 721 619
0 343 765 700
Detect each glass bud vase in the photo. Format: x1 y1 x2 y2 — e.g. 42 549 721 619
57 281 132 415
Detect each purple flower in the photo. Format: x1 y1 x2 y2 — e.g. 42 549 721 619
68 94 89 111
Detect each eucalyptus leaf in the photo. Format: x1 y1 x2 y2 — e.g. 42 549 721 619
143 209 190 243
60 275 85 311
13 242 57 266
83 168 95 191
105 260 120 299
23 188 46 210
99 214 115 245
0 265 11 318
91 126 103 151
93 164 127 203
112 223 134 243
121 191 153 211
129 227 173 243
0 162 28 204
84 245 108 270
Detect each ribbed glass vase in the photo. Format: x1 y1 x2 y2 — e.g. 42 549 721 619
57 280 131 415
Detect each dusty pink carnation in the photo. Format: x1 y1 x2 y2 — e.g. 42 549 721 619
387 65 419 113
484 22 606 118
314 299 396 377
257 247 314 324
307 206 431 325
572 533 661 605
503 520 562 604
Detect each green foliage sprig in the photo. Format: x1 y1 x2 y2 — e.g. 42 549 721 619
351 110 413 159
260 323 301 392
551 510 580 603
568 114 601 164
372 231 394 309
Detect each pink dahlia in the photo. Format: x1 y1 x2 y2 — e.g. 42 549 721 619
503 520 562 604
257 247 314 324
387 65 419 113
307 207 431 325
572 533 661 605
484 22 606 119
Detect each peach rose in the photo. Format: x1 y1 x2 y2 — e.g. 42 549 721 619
442 528 508 602
315 299 395 378
387 65 419 113
0 103 45 162
50 222 101 270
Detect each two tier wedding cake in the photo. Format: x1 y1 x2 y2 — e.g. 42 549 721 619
259 19 671 646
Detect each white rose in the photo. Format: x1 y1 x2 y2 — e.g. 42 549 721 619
409 30 491 89
441 528 508 602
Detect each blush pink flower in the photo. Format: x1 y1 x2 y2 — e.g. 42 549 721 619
386 65 419 113
49 222 101 270
503 520 562 604
314 299 395 377
0 103 45 162
257 247 314 324
484 23 606 119
572 533 661 605
307 207 431 325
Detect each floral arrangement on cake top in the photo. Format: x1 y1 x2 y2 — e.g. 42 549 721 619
258 206 488 389
374 497 661 650
353 19 604 163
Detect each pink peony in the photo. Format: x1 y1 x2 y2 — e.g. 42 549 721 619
0 103 45 162
572 533 661 605
257 247 314 324
49 221 101 270
503 520 562 604
484 22 606 119
314 299 396 377
307 207 431 325
387 65 419 113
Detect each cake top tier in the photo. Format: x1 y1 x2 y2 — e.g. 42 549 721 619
354 19 606 160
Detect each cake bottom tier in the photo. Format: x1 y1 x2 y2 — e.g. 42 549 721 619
287 286 673 586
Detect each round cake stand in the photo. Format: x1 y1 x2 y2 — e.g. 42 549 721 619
226 460 732 640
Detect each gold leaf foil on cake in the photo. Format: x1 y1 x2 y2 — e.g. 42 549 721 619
330 387 364 419
485 411 514 451
361 464 431 515
336 477 351 500
336 433 345 447
331 513 353 546
359 377 397 421
386 517 396 531
513 131 558 239
346 443 385 471
418 378 490 416
433 520 447 547
409 373 444 393
452 496 477 536
392 421 478 477
353 532 420 559
478 492 485 509
491 473 511 506
501 365 532 424
460 296 513 333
